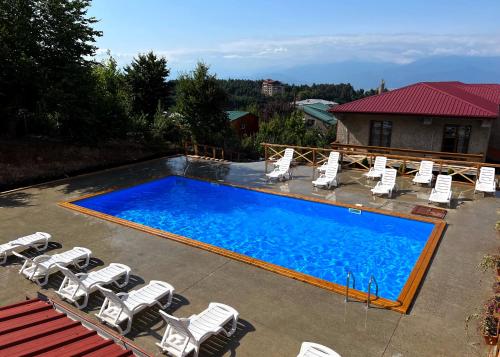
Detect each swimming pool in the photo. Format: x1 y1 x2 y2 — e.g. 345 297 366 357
64 176 444 312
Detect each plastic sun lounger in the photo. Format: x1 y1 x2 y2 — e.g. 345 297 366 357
56 263 131 309
474 167 497 196
0 232 51 265
14 247 92 286
312 163 339 189
364 156 387 180
412 160 434 186
96 280 175 335
266 159 291 181
371 168 397 198
297 342 342 357
318 151 340 173
156 302 239 357
273 148 294 167
429 174 453 208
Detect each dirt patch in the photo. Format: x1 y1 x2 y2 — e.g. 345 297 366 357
0 138 179 190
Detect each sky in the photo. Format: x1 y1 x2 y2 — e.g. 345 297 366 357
88 0 500 83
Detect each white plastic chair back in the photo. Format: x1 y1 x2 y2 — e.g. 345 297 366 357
98 286 131 315
479 167 495 185
327 151 340 165
159 311 197 354
373 156 387 171
381 169 397 186
434 175 452 194
283 148 294 161
419 161 434 177
58 265 81 283
325 163 338 179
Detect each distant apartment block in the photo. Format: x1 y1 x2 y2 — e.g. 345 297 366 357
261 79 285 96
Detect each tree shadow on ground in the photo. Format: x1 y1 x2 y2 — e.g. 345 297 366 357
0 192 35 207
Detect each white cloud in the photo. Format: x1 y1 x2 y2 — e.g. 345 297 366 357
95 33 500 69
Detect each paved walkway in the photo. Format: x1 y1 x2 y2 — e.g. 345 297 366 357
0 156 498 356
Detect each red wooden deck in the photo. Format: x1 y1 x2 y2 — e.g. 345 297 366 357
0 298 134 357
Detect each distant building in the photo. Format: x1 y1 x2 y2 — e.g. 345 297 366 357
295 99 338 107
299 103 337 132
261 79 285 96
227 111 259 137
330 81 500 160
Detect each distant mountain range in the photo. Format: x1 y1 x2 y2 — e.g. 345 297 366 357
249 56 500 89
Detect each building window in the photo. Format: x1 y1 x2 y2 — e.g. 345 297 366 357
441 125 471 153
369 120 392 147
241 123 246 130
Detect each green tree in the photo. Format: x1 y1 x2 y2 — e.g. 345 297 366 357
175 62 229 145
124 51 170 119
0 0 101 139
91 54 132 138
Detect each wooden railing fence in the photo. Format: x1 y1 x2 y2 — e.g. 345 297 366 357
262 143 500 184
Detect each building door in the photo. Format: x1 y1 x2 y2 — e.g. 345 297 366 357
369 120 392 147
441 125 471 153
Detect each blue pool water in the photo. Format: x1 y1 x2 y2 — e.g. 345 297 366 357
75 176 435 300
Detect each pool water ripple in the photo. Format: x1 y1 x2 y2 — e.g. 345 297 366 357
75 176 434 301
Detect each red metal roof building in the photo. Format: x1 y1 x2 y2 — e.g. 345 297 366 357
330 81 500 159
0 298 138 356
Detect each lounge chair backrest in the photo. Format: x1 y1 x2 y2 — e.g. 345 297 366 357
419 161 434 176
283 148 294 161
325 163 339 179
434 175 452 193
381 169 397 185
373 156 387 171
479 167 496 184
97 286 131 314
278 159 291 172
160 311 196 341
327 151 340 165
57 264 81 283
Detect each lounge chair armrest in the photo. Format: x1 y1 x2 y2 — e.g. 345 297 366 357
32 255 51 263
11 251 30 260
75 272 88 278
116 292 129 299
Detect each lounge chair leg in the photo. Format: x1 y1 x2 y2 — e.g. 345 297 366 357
0 254 6 265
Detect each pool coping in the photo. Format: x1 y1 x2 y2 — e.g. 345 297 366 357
59 174 446 314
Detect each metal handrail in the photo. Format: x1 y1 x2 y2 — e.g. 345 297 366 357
345 271 355 302
366 275 379 309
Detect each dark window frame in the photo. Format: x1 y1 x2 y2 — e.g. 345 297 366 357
369 120 392 147
441 124 472 153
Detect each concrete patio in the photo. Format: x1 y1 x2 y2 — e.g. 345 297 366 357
0 155 499 357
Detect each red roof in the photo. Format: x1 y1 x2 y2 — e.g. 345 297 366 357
0 298 135 356
330 82 500 119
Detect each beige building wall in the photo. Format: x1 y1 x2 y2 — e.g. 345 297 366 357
335 113 492 154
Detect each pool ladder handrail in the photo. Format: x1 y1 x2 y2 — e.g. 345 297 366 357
345 271 355 302
366 275 379 309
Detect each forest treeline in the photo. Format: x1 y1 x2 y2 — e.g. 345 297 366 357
1 0 378 158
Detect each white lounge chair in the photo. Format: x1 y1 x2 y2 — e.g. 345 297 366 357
364 156 387 180
412 160 434 186
56 263 131 309
475 167 497 196
0 232 51 264
429 174 453 208
96 280 174 335
266 159 291 181
15 247 92 286
297 342 342 357
274 148 294 167
312 163 339 189
156 302 239 357
318 151 340 173
371 168 397 198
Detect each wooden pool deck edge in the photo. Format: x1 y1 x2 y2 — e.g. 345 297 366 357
59 175 447 314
